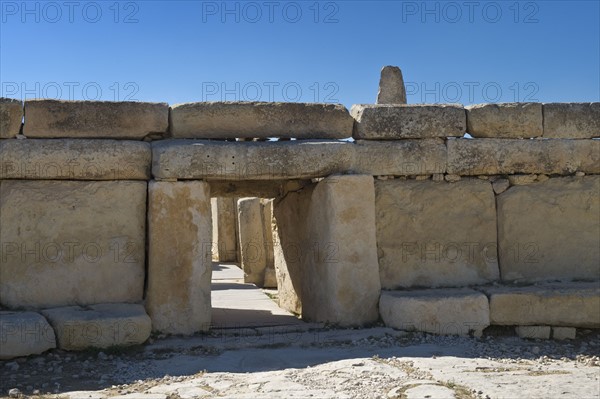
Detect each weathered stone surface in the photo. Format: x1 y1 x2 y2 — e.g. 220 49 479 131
484 282 600 328
379 288 490 337
351 104 465 139
152 140 354 180
0 311 56 359
41 303 151 350
272 207 302 315
146 181 212 335
0 98 22 138
274 175 380 325
237 197 268 286
216 197 238 262
508 174 537 186
516 326 551 339
375 179 499 289
0 180 146 308
492 178 510 194
170 102 353 139
352 139 446 176
0 139 151 180
466 103 542 138
262 199 275 272
376 66 407 104
23 100 168 139
447 138 600 175
210 198 219 261
553 327 576 340
543 103 600 138
208 180 312 198
497 176 599 282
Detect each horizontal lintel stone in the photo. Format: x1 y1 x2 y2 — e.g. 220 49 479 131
170 101 353 139
351 104 466 139
0 98 23 139
447 138 600 175
466 102 542 138
152 139 355 180
23 99 169 139
543 102 600 139
0 139 151 180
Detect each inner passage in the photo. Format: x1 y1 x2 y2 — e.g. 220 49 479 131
210 196 303 329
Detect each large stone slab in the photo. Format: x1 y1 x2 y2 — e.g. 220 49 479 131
23 100 168 139
497 176 600 282
0 180 146 308
352 139 446 176
375 179 499 289
377 66 407 104
351 104 465 139
0 139 151 180
0 311 56 359
170 102 353 139
543 103 600 139
447 138 600 175
466 103 542 138
273 175 380 326
41 303 151 350
237 197 268 286
0 98 22 138
483 282 600 328
146 181 212 335
380 288 490 337
152 139 354 180
216 197 238 262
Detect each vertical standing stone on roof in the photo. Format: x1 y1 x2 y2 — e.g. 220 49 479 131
376 66 407 104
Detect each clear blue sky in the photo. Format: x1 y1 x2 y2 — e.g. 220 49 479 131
1 0 598 108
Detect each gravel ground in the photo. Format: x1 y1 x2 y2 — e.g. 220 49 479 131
1 326 599 399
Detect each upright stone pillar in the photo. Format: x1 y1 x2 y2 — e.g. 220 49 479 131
237 197 267 286
146 181 212 335
217 197 239 262
274 175 381 326
376 65 407 104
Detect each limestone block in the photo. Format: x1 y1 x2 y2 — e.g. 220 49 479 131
152 139 354 180
375 179 499 289
23 100 168 139
352 139 446 176
553 327 576 340
351 104 465 139
272 208 303 315
484 282 600 328
466 103 542 138
379 288 490 337
516 326 551 339
497 176 599 282
41 303 151 350
237 197 267 286
146 181 212 335
447 138 600 175
170 102 353 139
274 175 380 326
0 98 22 138
543 103 600 138
0 311 56 359
377 66 407 104
0 180 146 308
217 197 238 262
0 139 151 180
211 198 219 261
262 199 275 270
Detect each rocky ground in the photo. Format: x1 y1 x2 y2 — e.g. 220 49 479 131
1 325 599 399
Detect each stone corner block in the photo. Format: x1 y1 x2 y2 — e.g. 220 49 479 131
170 102 353 139
0 97 23 139
146 180 212 335
466 103 542 138
379 288 490 337
543 103 600 139
23 99 169 139
0 311 56 359
351 104 465 139
41 303 151 351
